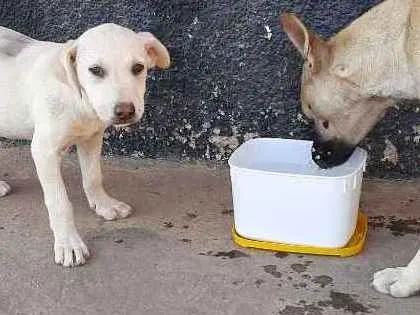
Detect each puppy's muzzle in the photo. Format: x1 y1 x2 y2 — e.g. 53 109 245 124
113 102 136 125
311 137 355 169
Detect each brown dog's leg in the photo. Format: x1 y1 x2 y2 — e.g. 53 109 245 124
0 180 11 197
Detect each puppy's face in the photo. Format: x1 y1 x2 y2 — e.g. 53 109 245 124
66 24 170 127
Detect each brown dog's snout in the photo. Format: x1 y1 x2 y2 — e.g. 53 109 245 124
114 102 135 121
311 138 356 169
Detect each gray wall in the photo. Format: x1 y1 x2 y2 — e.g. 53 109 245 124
1 0 419 178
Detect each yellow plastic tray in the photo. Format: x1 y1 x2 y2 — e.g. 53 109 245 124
232 212 368 257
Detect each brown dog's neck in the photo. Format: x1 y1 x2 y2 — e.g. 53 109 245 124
330 0 417 100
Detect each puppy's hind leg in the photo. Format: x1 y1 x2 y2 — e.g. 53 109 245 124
0 180 11 197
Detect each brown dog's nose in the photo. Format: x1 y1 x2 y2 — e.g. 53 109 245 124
311 139 355 169
114 102 135 121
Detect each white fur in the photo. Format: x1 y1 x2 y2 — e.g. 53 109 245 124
0 23 170 267
0 180 11 197
372 249 420 297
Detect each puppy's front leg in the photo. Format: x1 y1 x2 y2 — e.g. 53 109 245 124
373 248 420 297
77 131 132 220
31 132 89 267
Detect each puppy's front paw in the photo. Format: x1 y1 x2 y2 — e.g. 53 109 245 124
372 267 420 297
0 180 11 197
90 196 132 220
54 230 90 267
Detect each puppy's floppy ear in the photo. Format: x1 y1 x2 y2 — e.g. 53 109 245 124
138 32 170 69
60 40 82 98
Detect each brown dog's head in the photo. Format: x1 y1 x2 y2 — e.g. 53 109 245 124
281 13 393 168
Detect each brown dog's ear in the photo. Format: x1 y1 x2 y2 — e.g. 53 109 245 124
280 13 327 70
61 40 82 99
138 32 170 69
280 13 311 56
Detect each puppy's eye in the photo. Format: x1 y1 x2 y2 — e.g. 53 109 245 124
307 104 312 110
132 63 144 76
322 121 329 129
89 65 106 78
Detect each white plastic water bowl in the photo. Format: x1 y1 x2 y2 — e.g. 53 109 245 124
228 138 367 248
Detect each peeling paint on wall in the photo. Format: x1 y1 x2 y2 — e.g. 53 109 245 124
414 125 420 144
382 139 399 166
209 136 239 160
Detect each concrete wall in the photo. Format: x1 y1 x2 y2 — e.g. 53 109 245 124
1 0 419 178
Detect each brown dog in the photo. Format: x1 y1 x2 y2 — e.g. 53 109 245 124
281 0 420 297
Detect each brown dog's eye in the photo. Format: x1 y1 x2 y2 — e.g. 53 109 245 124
132 63 144 76
308 104 312 110
323 121 329 129
89 65 106 78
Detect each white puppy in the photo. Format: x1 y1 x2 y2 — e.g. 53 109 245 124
0 24 170 267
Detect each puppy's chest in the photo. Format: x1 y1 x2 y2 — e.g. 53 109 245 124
59 121 102 154
69 119 102 141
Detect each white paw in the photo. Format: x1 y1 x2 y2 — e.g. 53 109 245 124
54 230 90 267
0 180 11 197
372 267 420 297
90 195 132 220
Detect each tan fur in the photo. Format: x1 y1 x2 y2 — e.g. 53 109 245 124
282 0 420 298
280 0 419 147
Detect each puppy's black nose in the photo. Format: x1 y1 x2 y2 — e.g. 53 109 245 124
114 102 135 121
